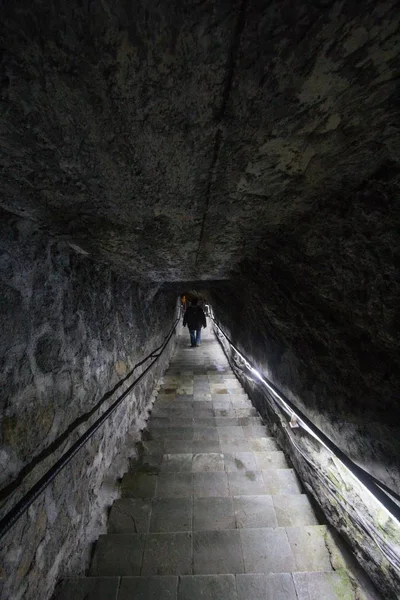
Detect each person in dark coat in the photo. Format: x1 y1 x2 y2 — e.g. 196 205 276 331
183 298 207 347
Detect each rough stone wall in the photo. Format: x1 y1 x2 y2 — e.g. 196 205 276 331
0 209 178 600
210 173 400 496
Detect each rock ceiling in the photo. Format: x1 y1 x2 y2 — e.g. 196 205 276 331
1 0 399 282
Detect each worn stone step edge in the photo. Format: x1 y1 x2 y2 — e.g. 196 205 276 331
108 492 319 533
89 524 344 577
119 468 303 498
123 460 293 474
55 570 356 600
98 522 329 538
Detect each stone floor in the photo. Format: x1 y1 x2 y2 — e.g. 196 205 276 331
57 327 358 599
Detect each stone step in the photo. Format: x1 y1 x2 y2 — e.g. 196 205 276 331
150 407 258 420
108 493 318 534
120 467 302 499
158 386 248 393
149 416 264 428
156 393 251 403
159 380 243 390
134 446 293 474
89 525 342 577
56 569 356 600
145 425 274 443
147 427 273 445
132 449 287 473
141 437 277 455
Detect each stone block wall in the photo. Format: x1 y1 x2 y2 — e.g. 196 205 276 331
0 209 178 600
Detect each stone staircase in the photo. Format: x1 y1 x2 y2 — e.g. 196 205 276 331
56 328 362 600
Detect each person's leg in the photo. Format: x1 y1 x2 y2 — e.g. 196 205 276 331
189 330 196 346
196 329 202 346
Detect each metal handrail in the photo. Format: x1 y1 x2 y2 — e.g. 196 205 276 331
0 317 180 542
211 316 400 522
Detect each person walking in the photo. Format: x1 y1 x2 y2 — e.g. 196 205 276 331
183 298 207 347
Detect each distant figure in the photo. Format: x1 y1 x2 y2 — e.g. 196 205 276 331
183 298 207 347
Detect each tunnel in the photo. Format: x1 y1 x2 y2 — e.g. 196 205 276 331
0 1 400 599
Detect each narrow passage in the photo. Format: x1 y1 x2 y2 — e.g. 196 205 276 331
58 328 356 600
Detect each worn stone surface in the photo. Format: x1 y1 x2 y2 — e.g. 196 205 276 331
55 577 120 600
178 575 238 600
293 571 356 600
108 499 152 534
0 213 178 600
91 534 146 576
119 576 178 600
